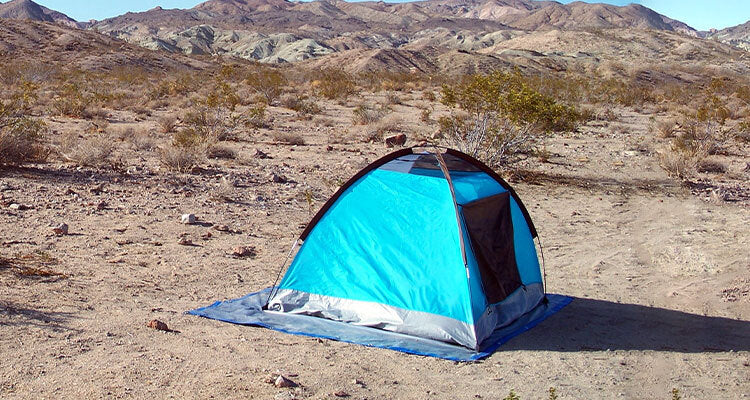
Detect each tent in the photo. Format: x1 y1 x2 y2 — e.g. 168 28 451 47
190 148 571 360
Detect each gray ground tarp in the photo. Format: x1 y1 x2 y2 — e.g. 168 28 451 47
188 288 572 361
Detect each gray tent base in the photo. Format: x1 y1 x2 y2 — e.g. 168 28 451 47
188 288 572 361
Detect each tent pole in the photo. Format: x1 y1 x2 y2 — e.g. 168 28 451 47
264 238 300 308
536 237 548 294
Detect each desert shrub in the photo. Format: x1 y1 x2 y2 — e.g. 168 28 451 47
245 103 268 129
352 103 387 125
207 143 237 159
246 67 287 105
439 70 581 167
420 107 432 123
158 145 202 173
158 115 178 133
422 90 437 102
59 132 121 169
385 91 402 105
315 69 359 100
280 94 321 118
52 82 93 118
696 159 727 174
148 72 201 100
182 80 246 141
655 118 677 138
0 93 49 165
364 115 402 143
272 131 305 145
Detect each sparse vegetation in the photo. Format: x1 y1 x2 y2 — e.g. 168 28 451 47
0 91 49 166
439 70 582 167
315 69 359 101
272 131 305 145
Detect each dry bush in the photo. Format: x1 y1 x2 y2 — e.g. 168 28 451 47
422 90 437 102
158 145 203 173
246 67 287 105
658 149 700 180
272 131 305 145
314 116 336 127
420 107 432 123
352 104 387 125
207 143 237 159
385 91 402 105
364 115 402 143
0 95 49 166
158 115 177 133
655 118 677 138
440 71 582 167
697 159 727 174
280 94 321 118
127 129 156 151
59 132 122 169
52 82 93 118
315 69 359 101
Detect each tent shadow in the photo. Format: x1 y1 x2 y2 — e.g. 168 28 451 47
504 297 750 352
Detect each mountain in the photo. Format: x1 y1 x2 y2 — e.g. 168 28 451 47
0 18 210 71
89 0 706 65
708 20 750 51
0 0 79 28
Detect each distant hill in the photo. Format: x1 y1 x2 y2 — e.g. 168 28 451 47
707 20 750 51
0 0 79 28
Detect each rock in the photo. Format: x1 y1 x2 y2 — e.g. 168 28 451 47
334 391 350 397
178 237 193 246
52 223 69 236
201 232 213 240
385 133 407 148
254 149 272 159
90 183 105 194
97 201 108 210
146 319 169 331
270 173 288 184
232 246 256 258
274 375 298 388
9 203 22 210
326 145 334 151
181 214 196 224
214 224 230 232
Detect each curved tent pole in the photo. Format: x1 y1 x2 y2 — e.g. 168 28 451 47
264 238 300 308
434 149 469 272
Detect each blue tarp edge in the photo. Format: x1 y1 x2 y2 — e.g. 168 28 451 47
187 290 572 361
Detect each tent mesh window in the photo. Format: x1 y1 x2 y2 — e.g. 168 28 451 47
461 192 521 303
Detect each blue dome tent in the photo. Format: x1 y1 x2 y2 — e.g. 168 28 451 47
190 148 571 360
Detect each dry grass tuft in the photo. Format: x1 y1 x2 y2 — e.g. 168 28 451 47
272 131 305 145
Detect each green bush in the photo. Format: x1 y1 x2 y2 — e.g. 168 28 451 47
0 94 48 166
439 70 581 167
315 69 359 100
246 68 287 105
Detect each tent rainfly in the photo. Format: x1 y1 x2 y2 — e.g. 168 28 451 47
190 148 571 360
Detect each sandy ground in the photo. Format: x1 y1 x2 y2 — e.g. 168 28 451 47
1 97 749 399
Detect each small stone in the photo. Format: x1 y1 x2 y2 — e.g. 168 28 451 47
274 375 298 388
232 246 256 258
385 133 407 148
97 201 108 210
146 319 169 331
90 183 105 194
52 223 69 236
254 149 272 159
9 203 22 210
270 173 288 184
334 391 350 398
326 145 334 151
201 232 213 240
178 237 193 246
181 214 196 224
214 224 230 232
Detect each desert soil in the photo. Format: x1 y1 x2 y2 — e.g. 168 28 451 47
1 97 749 399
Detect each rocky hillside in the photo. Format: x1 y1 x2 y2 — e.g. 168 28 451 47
0 18 211 71
89 0 704 64
0 0 79 27
708 20 750 51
